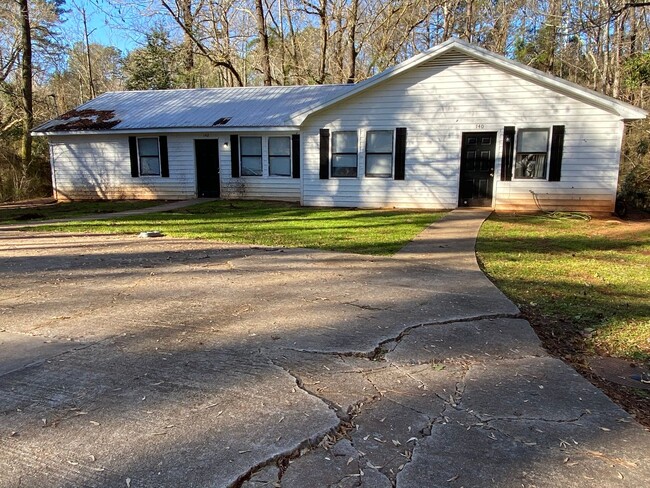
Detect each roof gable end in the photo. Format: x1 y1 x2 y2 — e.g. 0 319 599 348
290 38 647 124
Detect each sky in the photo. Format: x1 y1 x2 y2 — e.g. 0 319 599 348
64 0 156 55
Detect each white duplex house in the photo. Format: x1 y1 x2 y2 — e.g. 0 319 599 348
33 39 647 213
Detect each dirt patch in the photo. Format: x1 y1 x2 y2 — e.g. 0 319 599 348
522 307 650 428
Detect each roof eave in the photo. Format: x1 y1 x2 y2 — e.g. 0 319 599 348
32 125 301 137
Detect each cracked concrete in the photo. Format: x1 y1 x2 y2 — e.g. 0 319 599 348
1 209 649 487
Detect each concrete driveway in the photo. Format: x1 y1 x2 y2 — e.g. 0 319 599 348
1 210 649 487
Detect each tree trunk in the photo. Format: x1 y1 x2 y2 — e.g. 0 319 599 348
464 0 474 42
181 0 195 88
318 0 329 84
19 0 33 188
347 0 358 83
254 0 272 85
82 8 96 99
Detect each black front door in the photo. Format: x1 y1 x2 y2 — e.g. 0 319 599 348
458 132 496 207
195 139 220 198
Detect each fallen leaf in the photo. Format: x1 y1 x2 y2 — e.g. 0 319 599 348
392 439 401 446
447 474 459 482
89 421 100 426
126 478 131 488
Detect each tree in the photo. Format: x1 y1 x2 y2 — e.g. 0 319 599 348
18 0 33 188
123 28 177 90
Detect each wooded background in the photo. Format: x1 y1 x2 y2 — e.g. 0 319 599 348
2 0 649 208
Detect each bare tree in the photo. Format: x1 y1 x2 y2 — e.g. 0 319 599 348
18 0 33 185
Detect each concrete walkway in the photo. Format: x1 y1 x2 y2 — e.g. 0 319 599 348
0 198 216 231
0 209 648 487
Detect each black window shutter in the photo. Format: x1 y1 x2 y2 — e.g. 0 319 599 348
230 134 240 178
159 136 169 177
292 134 300 178
319 129 330 179
129 136 139 177
549 125 565 182
501 126 515 181
394 127 407 180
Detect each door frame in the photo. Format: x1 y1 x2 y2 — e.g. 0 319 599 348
195 138 221 198
458 131 497 208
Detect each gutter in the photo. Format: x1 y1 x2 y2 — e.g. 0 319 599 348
32 126 301 137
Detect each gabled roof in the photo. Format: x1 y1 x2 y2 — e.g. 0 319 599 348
34 38 646 136
289 38 647 123
33 85 356 134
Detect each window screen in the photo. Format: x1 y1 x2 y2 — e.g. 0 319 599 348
240 136 262 176
138 137 160 176
268 136 291 177
514 129 549 179
365 130 393 177
331 131 358 177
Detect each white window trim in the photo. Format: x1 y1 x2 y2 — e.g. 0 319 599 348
268 135 292 178
365 129 395 178
331 130 359 178
513 128 550 181
239 135 263 177
137 136 161 177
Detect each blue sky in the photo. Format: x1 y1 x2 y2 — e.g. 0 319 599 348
65 0 154 55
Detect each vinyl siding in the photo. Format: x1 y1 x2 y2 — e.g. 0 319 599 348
50 134 196 200
219 132 300 202
50 132 300 202
301 50 624 212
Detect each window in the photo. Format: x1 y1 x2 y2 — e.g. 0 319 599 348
268 136 291 177
137 137 160 176
240 136 262 176
515 129 549 179
365 130 393 177
331 131 358 177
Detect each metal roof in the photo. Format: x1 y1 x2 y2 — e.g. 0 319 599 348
33 84 355 133
34 39 646 135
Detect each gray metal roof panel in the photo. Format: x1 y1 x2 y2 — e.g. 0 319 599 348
34 84 356 133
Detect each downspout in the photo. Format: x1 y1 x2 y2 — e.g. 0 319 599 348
49 141 58 200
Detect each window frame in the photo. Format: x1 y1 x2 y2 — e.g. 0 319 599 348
268 136 292 177
365 130 394 178
330 130 359 178
239 136 263 177
137 137 161 176
513 128 550 180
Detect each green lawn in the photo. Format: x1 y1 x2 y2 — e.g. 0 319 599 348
32 200 445 255
0 200 162 224
477 214 650 362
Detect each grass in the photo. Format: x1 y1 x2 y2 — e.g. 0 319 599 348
477 213 650 362
0 200 162 224
32 200 445 255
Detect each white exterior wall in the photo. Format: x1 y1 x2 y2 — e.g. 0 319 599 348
219 132 300 202
50 133 197 200
50 132 301 202
301 51 624 212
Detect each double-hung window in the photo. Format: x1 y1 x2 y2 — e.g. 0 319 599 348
137 137 160 176
515 129 549 179
331 131 358 177
240 136 263 176
268 136 291 177
365 130 393 177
